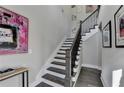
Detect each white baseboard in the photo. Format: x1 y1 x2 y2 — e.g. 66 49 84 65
100 73 109 87
82 64 102 70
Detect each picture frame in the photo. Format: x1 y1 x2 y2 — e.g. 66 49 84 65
114 5 124 48
102 21 112 48
0 7 28 55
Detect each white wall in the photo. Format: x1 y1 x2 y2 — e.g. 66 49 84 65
0 5 72 87
98 5 124 87
82 31 101 69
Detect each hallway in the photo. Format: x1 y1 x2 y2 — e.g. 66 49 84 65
75 67 103 87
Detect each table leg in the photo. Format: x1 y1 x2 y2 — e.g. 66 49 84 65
22 72 25 87
26 71 29 87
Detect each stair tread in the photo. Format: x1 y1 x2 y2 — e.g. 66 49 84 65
54 56 66 60
65 41 73 42
57 52 80 56
51 61 66 66
36 82 53 87
59 48 80 51
61 45 72 47
59 48 70 51
63 42 72 45
57 52 66 55
66 38 74 40
42 73 65 86
65 39 82 42
59 49 67 51
47 67 66 75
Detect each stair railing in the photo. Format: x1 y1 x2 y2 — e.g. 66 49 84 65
81 6 100 35
65 23 82 87
65 6 101 87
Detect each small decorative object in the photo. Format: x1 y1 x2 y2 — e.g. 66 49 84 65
0 7 28 55
102 21 112 48
114 5 124 48
0 68 15 74
86 5 97 13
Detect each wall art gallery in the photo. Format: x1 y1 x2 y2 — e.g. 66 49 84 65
0 7 28 55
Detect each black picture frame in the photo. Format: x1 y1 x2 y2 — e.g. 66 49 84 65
114 5 124 48
102 21 112 48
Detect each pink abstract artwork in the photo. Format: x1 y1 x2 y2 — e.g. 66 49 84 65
0 7 28 55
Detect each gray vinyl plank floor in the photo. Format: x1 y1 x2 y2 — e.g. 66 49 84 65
75 67 103 87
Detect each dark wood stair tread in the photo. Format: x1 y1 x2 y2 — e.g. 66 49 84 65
47 67 66 75
63 43 73 45
57 52 80 56
42 73 65 86
61 45 72 47
59 48 80 51
66 38 74 40
59 49 68 51
65 40 73 42
57 52 66 55
51 61 66 66
36 82 53 87
54 56 66 60
59 48 71 51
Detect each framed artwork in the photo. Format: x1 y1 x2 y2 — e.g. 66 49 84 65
0 7 28 55
102 21 112 48
86 5 98 13
114 5 124 48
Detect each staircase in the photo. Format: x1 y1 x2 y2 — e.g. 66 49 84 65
32 6 100 87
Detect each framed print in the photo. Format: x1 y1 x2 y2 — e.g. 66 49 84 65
114 5 124 48
102 21 112 48
0 7 28 55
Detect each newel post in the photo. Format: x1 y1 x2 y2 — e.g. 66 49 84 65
65 49 72 87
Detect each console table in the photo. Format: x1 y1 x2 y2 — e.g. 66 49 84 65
0 67 29 87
